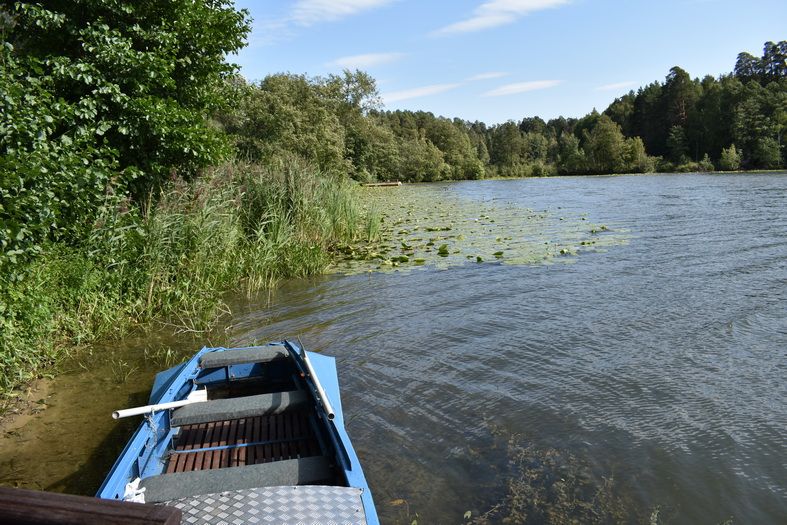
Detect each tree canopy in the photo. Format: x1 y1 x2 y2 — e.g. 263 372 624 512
1 1 250 277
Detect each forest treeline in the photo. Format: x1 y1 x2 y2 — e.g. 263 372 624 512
222 41 785 182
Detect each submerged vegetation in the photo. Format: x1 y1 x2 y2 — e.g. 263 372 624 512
467 434 640 525
332 185 628 274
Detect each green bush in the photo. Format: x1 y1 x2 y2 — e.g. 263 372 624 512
1 1 250 278
719 144 742 171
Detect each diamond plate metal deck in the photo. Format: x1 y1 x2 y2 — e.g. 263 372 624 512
162 485 368 525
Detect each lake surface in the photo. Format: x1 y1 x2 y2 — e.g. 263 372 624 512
2 173 786 524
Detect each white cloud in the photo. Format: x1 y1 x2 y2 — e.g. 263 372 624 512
292 0 396 26
384 83 462 103
596 81 638 91
467 71 509 81
329 52 405 69
482 80 562 96
435 0 571 35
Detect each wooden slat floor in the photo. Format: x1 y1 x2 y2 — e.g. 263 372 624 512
165 410 321 474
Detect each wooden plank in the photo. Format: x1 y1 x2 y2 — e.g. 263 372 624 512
284 412 294 459
290 412 299 459
203 424 216 470
270 413 279 461
361 181 402 187
279 413 288 460
222 419 237 468
261 414 271 463
213 420 230 469
194 421 215 471
183 423 205 472
236 418 247 467
0 487 180 525
254 415 263 464
246 417 254 465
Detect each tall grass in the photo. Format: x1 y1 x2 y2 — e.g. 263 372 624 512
0 158 376 396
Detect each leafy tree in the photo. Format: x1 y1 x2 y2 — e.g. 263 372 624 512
557 133 586 174
751 137 782 168
762 41 787 81
324 69 382 114
1 1 250 276
488 122 526 167
631 82 667 156
519 116 547 135
582 115 626 173
524 132 550 163
573 109 602 146
223 74 346 172
666 126 689 163
735 52 762 82
663 67 699 128
604 92 636 136
323 70 393 180
623 137 654 173
396 137 446 182
719 144 741 170
732 83 778 168
423 117 482 179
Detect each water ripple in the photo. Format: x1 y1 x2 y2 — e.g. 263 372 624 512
231 173 787 523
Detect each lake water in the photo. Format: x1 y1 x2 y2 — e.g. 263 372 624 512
2 173 785 524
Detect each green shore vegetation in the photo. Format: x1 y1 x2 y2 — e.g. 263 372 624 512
0 1 785 397
0 2 377 397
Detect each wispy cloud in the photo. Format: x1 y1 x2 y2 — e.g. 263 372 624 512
384 83 462 103
482 80 562 97
435 0 571 35
292 0 397 26
467 71 509 81
255 0 396 45
596 81 638 91
328 52 405 69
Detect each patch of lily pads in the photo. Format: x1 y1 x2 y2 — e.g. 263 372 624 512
330 184 629 274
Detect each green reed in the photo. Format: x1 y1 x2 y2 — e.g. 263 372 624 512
0 158 373 398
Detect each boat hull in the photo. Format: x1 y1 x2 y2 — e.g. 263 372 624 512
97 341 378 524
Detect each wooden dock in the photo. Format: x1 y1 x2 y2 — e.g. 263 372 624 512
0 486 181 524
361 181 402 187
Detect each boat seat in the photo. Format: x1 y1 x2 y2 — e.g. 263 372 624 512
199 346 288 368
140 456 332 503
171 390 308 427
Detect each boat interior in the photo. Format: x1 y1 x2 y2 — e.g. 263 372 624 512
138 345 346 504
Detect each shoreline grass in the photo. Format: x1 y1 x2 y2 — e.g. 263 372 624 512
0 159 378 399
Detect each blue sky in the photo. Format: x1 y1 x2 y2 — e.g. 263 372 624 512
233 0 786 124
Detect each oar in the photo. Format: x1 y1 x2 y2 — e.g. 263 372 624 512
112 388 207 419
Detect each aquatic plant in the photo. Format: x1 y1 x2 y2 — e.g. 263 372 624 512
468 434 641 525
330 184 628 275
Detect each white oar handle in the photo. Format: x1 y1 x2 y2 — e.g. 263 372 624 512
301 351 335 421
112 389 207 419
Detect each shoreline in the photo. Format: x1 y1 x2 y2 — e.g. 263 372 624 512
0 379 53 434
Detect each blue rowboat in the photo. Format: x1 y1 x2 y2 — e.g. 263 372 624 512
98 340 379 524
